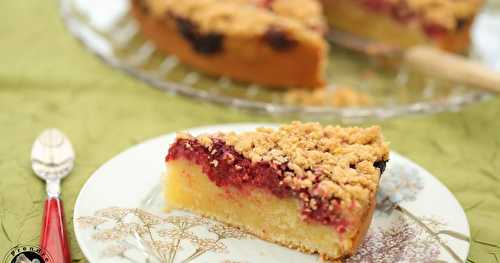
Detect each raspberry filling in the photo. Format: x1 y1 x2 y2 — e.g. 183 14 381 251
359 0 458 39
251 0 275 9
173 15 224 55
167 138 295 197
167 138 385 233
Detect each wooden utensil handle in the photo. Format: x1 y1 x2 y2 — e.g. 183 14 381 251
404 46 500 93
40 197 72 263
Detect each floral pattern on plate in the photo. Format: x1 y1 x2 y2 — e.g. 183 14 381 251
77 208 249 263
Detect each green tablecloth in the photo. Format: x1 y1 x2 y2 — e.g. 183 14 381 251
1 1 499 262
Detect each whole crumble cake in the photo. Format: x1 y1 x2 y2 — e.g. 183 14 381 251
165 122 390 260
131 0 484 88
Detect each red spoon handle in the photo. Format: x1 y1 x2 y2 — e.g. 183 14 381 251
40 197 71 263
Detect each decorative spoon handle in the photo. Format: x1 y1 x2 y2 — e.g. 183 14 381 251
404 46 500 93
40 197 71 263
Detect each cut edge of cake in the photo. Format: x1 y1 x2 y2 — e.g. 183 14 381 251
165 159 377 260
131 0 327 89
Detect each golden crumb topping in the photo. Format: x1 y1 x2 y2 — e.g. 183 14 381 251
145 0 325 43
270 0 326 31
284 87 373 107
179 122 389 208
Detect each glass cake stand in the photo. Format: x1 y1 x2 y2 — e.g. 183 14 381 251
60 0 500 122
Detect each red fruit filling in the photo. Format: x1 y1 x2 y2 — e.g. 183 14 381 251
167 138 355 233
251 0 275 9
359 0 450 39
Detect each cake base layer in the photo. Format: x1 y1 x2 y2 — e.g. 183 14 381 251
320 0 471 53
131 0 326 89
165 159 375 260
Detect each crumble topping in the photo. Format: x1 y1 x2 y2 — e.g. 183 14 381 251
175 122 389 209
284 87 373 107
270 0 326 31
144 0 324 44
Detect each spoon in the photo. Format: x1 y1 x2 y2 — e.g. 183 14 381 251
31 128 73 263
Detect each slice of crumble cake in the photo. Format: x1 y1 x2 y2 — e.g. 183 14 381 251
165 122 389 260
131 0 327 88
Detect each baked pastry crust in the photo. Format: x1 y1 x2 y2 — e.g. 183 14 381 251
165 122 389 259
131 0 327 88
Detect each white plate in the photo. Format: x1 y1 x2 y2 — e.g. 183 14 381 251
74 123 470 263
